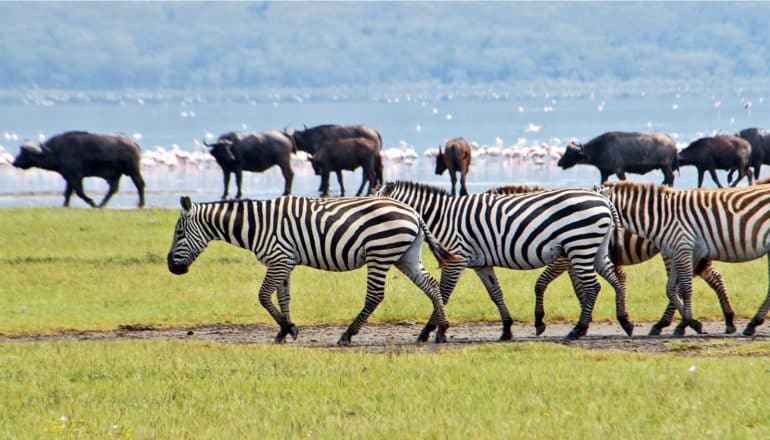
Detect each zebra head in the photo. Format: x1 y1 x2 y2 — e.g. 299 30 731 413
167 196 210 275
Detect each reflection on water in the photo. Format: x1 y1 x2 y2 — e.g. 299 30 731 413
0 89 766 208
0 153 734 209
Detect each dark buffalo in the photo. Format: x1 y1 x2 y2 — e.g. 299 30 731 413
309 137 383 196
679 134 753 188
12 130 145 208
205 130 295 198
289 124 383 194
736 127 770 179
435 137 472 196
557 131 679 185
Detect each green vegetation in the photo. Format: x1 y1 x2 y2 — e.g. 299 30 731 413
1 340 769 438
3 208 770 438
1 207 769 334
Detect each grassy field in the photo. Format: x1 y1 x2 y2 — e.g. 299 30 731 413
2 207 770 438
2 207 769 334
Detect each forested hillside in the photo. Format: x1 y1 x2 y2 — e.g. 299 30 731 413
1 2 768 91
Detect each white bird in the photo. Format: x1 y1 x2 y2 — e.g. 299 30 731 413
688 365 697 373
525 123 541 133
415 123 422 133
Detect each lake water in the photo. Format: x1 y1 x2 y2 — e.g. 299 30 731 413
0 86 767 208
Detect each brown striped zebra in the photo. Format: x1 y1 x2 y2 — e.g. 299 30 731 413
167 196 458 345
603 181 770 336
486 185 736 336
378 180 630 340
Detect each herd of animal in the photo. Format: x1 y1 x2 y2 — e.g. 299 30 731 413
10 125 770 344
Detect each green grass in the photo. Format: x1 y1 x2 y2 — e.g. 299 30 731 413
1 340 770 439
2 207 769 334
3 207 770 438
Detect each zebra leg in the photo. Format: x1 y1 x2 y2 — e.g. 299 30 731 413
339 263 389 346
597 257 634 336
275 277 299 342
670 257 703 335
534 259 570 336
698 263 736 334
473 267 513 341
419 263 464 341
743 256 770 336
395 252 449 343
256 265 296 343
650 257 677 336
567 271 600 340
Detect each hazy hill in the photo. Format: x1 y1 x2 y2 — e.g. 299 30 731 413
1 2 768 91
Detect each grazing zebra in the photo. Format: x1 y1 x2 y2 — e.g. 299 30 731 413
603 181 770 336
487 184 736 336
166 195 458 345
377 180 630 340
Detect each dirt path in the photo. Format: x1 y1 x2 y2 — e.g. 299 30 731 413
2 319 767 354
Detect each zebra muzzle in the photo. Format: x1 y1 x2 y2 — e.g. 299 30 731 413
167 253 189 275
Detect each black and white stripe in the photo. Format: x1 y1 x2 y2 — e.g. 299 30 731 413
378 180 628 340
604 181 770 336
487 185 736 336
167 195 457 345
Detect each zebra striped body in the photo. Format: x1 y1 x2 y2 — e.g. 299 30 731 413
487 184 735 336
167 195 456 344
378 181 628 339
604 181 770 336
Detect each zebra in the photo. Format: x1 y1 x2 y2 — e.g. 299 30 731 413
602 181 770 336
377 180 630 340
166 195 459 345
486 184 736 336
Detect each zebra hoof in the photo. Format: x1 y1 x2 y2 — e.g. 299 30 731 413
288 324 299 340
566 326 587 340
725 324 737 334
499 331 513 341
337 333 352 346
621 322 635 337
673 325 687 337
648 325 663 336
690 320 704 334
535 324 546 336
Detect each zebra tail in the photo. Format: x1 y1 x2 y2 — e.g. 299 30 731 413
607 200 623 266
418 217 462 267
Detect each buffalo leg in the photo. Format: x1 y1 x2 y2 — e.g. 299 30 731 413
662 167 675 186
319 171 331 197
355 167 368 196
221 171 231 199
70 178 97 207
335 170 344 196
63 181 74 207
696 169 706 188
129 172 145 207
449 171 458 196
600 170 612 184
98 176 120 208
235 170 243 198
708 168 724 188
279 163 293 195
460 170 469 196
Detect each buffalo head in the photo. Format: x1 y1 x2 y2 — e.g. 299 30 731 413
205 139 237 167
434 147 447 175
556 142 587 169
12 142 46 169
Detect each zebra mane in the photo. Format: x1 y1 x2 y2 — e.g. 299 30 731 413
605 181 676 195
485 184 546 194
383 180 451 196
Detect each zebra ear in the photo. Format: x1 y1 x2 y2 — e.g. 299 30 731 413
180 196 192 212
